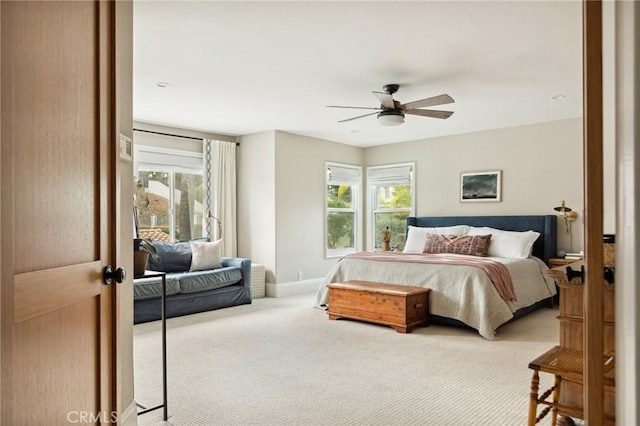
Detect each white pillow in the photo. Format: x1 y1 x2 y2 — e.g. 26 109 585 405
403 225 470 253
189 239 223 271
466 226 540 258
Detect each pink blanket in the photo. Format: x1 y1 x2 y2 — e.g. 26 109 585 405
343 252 517 301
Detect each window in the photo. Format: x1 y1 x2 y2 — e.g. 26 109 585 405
135 147 204 242
326 163 362 258
367 163 415 251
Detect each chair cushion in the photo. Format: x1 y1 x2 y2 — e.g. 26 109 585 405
133 275 181 300
177 267 243 294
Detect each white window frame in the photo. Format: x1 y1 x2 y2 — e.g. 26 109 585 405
367 162 415 251
325 162 362 258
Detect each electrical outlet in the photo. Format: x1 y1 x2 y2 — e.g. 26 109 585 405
297 271 304 281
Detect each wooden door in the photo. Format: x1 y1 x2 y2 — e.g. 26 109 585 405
1 2 118 424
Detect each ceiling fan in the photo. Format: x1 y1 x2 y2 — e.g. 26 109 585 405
327 84 454 126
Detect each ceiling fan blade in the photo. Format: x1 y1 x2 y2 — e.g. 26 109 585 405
402 94 454 110
372 91 395 109
327 105 381 110
338 111 379 123
405 109 454 119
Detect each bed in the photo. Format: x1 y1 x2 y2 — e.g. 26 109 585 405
315 215 558 340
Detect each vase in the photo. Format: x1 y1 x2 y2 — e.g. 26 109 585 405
134 251 149 277
382 226 391 251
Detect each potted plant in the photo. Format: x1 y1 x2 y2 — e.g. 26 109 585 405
134 238 160 277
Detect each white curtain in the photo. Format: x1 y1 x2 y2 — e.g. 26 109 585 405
203 139 237 257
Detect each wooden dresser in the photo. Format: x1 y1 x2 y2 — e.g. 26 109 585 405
545 261 616 419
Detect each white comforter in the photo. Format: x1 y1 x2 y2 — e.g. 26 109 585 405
314 254 556 340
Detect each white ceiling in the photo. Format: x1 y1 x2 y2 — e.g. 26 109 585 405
133 1 583 148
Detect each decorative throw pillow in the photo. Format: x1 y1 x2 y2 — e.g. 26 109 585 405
422 234 492 257
467 226 540 258
189 239 223 271
147 241 192 272
403 225 470 253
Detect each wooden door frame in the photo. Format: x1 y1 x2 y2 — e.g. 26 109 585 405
0 2 5 417
113 1 135 422
583 1 605 424
584 1 640 424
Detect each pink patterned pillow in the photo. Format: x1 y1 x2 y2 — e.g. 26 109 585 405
422 234 492 257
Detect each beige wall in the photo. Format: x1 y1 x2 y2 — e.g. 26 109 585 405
149 117 590 285
133 128 203 154
240 119 587 283
365 118 584 254
237 130 363 284
274 131 363 283
237 131 277 282
134 121 237 144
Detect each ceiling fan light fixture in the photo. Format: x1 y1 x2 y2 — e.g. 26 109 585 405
377 110 405 126
328 85 453 125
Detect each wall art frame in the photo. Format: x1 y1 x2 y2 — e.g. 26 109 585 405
460 170 502 202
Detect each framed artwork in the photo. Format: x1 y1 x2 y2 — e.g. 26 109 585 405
460 170 502 202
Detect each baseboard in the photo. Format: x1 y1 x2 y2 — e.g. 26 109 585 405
119 399 138 426
265 278 322 298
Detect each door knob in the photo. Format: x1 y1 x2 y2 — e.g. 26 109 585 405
604 267 615 285
565 264 616 285
103 266 126 285
564 265 585 283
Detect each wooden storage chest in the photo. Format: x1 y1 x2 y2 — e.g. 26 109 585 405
327 280 430 333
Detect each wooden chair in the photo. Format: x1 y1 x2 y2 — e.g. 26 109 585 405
527 345 615 426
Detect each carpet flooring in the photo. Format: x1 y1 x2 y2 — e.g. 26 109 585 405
134 292 559 426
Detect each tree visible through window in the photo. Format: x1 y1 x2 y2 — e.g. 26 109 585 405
368 163 415 251
327 184 354 250
326 163 361 257
135 170 204 242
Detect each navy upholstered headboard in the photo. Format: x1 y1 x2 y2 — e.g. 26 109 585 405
406 215 557 263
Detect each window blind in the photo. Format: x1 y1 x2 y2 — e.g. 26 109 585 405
327 165 362 185
367 165 413 184
137 149 203 174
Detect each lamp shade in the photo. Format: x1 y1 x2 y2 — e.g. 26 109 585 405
553 200 576 219
553 200 578 236
553 204 572 213
377 110 404 126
